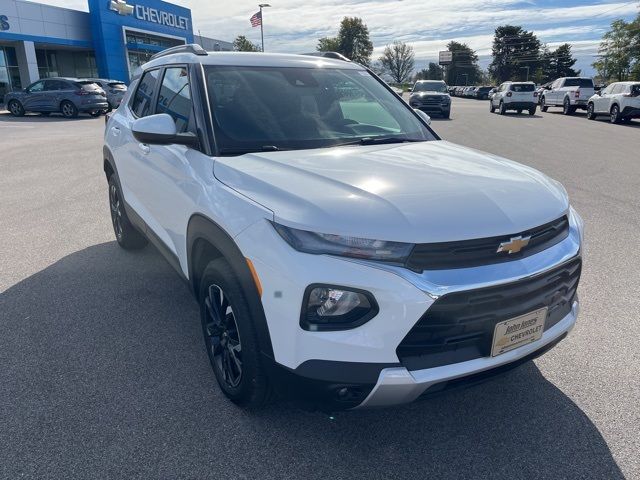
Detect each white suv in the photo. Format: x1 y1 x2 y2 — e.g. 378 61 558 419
540 77 595 115
103 45 583 410
489 82 538 115
587 82 640 124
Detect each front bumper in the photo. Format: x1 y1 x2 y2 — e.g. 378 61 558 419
356 300 578 408
235 209 583 409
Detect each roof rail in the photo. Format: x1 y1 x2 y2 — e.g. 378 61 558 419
150 43 208 60
303 51 351 62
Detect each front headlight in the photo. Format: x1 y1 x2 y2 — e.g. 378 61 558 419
271 222 414 263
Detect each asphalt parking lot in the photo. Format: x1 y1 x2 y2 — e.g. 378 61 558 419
1 99 639 479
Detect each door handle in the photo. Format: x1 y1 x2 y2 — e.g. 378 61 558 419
110 126 120 136
138 143 150 154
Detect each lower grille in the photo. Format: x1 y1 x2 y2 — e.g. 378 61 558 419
396 257 581 371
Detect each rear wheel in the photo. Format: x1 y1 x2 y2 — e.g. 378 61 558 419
8 100 25 117
199 258 273 408
89 110 102 118
540 97 548 112
610 105 621 124
60 100 78 118
562 98 575 115
587 103 596 120
108 176 147 250
529 107 536 115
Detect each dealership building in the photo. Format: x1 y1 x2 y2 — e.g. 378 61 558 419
0 0 231 101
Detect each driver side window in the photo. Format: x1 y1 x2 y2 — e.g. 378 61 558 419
28 81 45 93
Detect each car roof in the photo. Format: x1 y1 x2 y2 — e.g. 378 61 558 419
138 51 364 77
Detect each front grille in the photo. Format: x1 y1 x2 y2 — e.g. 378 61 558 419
396 257 581 371
406 215 569 271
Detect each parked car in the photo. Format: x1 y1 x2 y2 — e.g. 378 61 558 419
540 77 595 115
5 77 108 118
487 87 498 100
455 86 466 96
587 81 640 123
490 81 538 115
408 80 451 118
447 86 457 95
535 83 551 104
474 86 494 100
79 78 127 112
104 45 583 410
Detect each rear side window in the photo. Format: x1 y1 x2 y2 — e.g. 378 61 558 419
510 84 534 92
131 69 160 117
156 67 193 133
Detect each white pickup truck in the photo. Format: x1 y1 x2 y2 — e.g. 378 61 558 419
540 77 595 115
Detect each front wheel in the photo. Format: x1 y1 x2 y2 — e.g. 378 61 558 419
108 176 147 249
199 259 273 408
541 97 548 112
499 101 506 115
610 105 621 124
8 100 25 117
587 103 596 120
489 100 495 113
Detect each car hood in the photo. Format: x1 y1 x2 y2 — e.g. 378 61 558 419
214 141 569 243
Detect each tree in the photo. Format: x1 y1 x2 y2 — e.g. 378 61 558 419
233 35 260 52
379 41 415 83
317 17 373 65
536 43 579 83
489 25 541 83
444 41 481 85
593 18 637 81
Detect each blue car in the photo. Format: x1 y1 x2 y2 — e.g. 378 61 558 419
5 77 109 118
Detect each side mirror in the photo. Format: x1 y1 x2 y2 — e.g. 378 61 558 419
131 113 198 147
414 109 431 125
596 91 602 96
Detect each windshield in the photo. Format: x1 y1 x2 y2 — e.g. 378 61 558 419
414 82 448 93
564 78 594 88
205 66 434 155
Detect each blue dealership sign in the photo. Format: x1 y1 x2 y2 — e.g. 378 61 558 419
88 0 193 82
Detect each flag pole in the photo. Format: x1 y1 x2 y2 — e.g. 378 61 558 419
258 4 270 52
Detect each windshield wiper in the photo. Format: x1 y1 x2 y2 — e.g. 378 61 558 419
218 145 282 155
332 137 424 147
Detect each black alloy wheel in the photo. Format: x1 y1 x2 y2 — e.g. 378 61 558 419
203 284 243 389
109 181 124 241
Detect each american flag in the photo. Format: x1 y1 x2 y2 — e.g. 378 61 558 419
249 11 262 27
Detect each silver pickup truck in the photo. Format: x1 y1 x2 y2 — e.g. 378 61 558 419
540 77 595 115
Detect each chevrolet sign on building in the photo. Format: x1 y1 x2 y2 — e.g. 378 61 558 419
0 0 231 100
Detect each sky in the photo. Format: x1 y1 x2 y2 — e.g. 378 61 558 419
38 0 640 76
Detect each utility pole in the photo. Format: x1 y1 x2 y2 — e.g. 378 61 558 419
258 4 271 52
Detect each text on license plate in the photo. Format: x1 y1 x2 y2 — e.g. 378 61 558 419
491 307 548 357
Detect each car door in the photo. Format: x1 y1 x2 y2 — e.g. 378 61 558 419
43 79 65 111
596 84 614 113
21 80 47 111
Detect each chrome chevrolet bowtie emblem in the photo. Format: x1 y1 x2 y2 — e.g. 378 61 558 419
109 0 134 16
497 235 531 254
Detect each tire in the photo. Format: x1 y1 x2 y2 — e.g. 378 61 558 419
108 176 147 250
562 98 575 115
517 109 523 114
199 258 273 408
8 100 25 117
529 107 536 115
489 100 495 113
587 103 596 120
89 110 102 118
60 100 78 118
541 97 548 112
610 105 621 124
499 101 506 115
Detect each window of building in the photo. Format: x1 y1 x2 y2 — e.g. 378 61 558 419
35 49 59 78
0 46 21 102
131 69 160 117
156 67 193 133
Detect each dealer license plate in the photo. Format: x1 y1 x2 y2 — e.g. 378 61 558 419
491 307 548 357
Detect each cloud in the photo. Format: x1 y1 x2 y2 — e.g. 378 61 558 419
35 0 639 74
